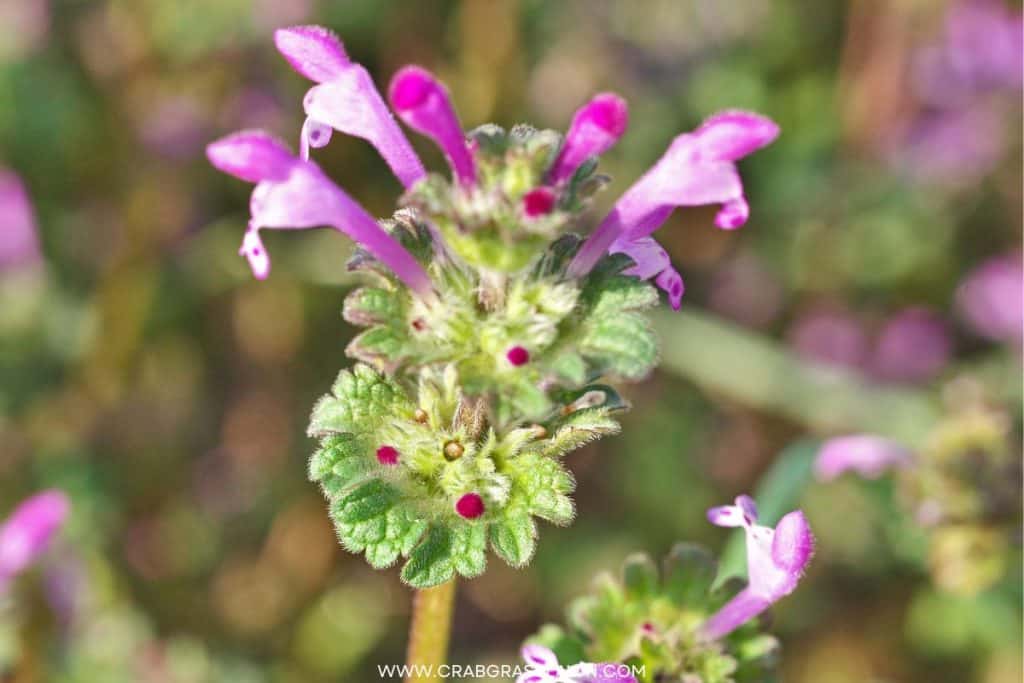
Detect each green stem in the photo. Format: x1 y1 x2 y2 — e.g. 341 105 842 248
654 310 942 448
405 580 457 682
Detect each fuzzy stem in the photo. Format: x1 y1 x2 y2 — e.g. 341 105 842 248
405 580 457 682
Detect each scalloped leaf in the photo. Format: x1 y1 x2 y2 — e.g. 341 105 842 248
512 452 575 525
308 364 412 437
543 408 621 458
580 311 657 379
401 525 455 587
309 433 372 495
489 505 538 567
343 286 404 326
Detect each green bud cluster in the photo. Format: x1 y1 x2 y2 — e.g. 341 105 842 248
528 546 780 683
900 407 1021 595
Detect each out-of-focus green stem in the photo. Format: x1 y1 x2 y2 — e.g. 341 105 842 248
654 310 941 448
405 580 457 682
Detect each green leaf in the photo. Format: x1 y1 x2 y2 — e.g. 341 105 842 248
343 286 403 326
489 506 537 567
401 525 455 588
662 543 718 607
451 523 488 578
511 452 575 525
581 312 657 379
622 553 659 600
544 408 621 458
549 352 588 384
333 480 399 525
330 482 427 569
347 327 408 364
589 275 660 316
309 433 372 495
307 364 411 437
715 440 818 589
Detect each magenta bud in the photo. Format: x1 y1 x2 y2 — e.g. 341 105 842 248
376 445 399 466
522 187 556 217
506 346 530 366
455 493 485 519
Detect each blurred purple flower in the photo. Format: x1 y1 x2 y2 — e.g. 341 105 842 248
274 26 425 187
569 111 779 308
870 307 952 383
895 0 1022 185
0 0 50 61
707 251 785 329
702 494 814 640
0 168 42 270
0 490 70 591
788 308 868 371
815 435 914 481
206 130 433 296
914 0 1023 106
956 251 1023 347
518 644 636 683
138 97 210 160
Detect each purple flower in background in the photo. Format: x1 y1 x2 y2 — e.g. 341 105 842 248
707 251 785 329
702 495 814 640
0 490 70 591
206 130 433 296
569 111 779 308
894 0 1023 185
815 435 914 481
788 308 868 371
518 644 636 683
870 308 951 383
956 251 1023 348
0 168 41 271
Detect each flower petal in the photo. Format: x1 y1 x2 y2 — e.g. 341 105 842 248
956 251 1023 346
815 435 914 481
548 92 628 185
700 588 772 640
0 490 70 585
274 25 351 84
206 130 297 183
303 70 426 188
654 266 685 310
520 644 559 668
389 65 476 185
569 111 777 278
770 510 814 576
707 504 745 528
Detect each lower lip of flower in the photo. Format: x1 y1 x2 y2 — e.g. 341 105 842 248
455 493 485 519
376 445 400 465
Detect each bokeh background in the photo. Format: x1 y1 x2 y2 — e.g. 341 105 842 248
0 1 1021 681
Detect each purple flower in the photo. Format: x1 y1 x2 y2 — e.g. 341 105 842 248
517 645 636 683
568 111 779 305
815 435 914 481
206 130 434 296
273 26 426 188
547 93 629 186
0 168 41 271
787 308 868 371
956 251 1023 347
0 490 70 591
389 65 476 186
701 495 814 640
870 308 951 384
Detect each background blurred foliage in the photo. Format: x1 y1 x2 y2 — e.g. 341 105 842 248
0 1 1020 681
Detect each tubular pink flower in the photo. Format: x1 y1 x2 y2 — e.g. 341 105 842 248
389 66 476 186
274 26 426 189
206 130 434 297
0 167 42 270
701 495 814 640
0 490 70 590
569 111 779 280
815 435 914 481
547 92 629 185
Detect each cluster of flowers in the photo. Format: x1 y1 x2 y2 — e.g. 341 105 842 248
207 24 813 678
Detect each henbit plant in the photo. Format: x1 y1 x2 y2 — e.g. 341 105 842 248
206 24 789 680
